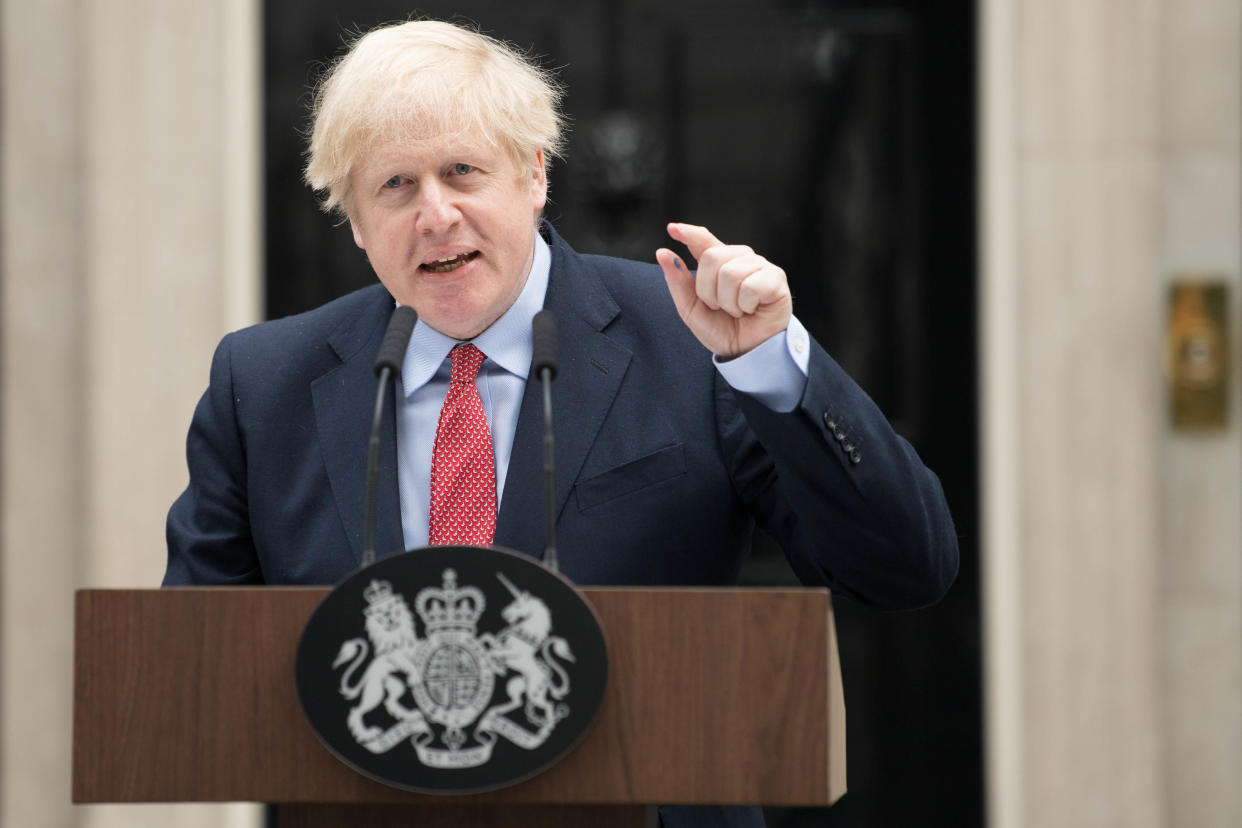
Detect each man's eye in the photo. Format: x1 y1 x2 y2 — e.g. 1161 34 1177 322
451 163 474 176
383 175 403 189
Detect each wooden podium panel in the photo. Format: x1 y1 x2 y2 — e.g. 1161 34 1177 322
73 587 845 807
276 803 654 828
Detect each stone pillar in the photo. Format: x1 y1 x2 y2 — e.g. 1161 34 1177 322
982 0 1242 826
1157 1 1242 825
1 1 262 826
1 1 89 821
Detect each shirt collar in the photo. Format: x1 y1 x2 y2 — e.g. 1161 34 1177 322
398 232 551 398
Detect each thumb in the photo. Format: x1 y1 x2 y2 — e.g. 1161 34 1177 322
656 247 696 319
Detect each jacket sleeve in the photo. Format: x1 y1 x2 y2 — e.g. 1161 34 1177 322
163 333 265 585
719 336 958 609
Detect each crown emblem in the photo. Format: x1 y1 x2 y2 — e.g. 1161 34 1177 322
415 568 485 633
362 579 403 617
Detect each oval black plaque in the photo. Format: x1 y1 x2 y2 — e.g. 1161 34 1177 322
296 546 608 794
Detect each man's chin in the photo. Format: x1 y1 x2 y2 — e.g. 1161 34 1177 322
417 307 497 342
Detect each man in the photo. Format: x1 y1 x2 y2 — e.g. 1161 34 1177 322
164 19 958 827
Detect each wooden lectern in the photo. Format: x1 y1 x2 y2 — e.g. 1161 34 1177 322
73 587 845 827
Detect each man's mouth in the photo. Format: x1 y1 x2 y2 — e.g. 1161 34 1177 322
420 251 479 273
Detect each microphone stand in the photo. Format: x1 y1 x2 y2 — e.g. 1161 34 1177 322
532 309 559 572
361 305 418 568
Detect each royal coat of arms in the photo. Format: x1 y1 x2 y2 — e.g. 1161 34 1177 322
331 568 575 768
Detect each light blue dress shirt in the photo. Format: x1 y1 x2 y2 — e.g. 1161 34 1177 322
396 233 812 549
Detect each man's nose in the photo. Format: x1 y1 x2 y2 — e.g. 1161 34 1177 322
414 181 460 233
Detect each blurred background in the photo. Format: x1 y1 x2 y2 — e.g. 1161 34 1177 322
1 1 1238 827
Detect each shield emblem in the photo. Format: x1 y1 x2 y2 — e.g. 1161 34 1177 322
296 545 609 793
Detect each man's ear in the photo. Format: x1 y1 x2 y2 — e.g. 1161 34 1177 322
531 149 548 211
350 218 365 250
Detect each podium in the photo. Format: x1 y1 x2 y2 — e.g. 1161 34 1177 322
73 587 846 826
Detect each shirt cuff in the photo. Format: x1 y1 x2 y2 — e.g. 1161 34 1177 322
713 315 811 413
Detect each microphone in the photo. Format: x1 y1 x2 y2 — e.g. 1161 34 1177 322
531 309 559 572
362 305 418 568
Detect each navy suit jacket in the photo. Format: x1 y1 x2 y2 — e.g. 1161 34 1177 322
166 224 956 602
164 225 957 826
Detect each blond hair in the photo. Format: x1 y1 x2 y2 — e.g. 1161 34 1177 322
304 20 566 217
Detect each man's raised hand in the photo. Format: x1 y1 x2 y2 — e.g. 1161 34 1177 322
655 222 793 359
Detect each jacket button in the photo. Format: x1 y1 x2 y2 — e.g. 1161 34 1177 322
850 451 861 465
823 412 836 431
842 440 855 454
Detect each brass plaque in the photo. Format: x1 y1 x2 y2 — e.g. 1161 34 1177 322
1167 279 1229 429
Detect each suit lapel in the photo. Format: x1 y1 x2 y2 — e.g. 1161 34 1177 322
310 287 405 566
496 230 632 560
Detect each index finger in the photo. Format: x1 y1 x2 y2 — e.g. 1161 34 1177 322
667 222 725 262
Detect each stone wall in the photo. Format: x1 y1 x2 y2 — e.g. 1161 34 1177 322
1 1 261 826
981 0 1242 825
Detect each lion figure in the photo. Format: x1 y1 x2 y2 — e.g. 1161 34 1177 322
333 585 422 743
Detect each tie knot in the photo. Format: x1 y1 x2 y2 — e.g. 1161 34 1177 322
449 344 486 385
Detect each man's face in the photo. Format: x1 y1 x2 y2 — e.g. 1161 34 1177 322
348 135 547 340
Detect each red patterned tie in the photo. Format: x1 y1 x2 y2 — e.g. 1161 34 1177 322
429 344 496 545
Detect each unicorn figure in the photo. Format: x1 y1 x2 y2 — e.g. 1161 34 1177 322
480 572 574 727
